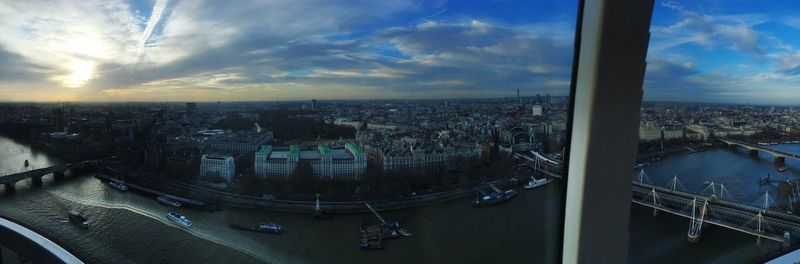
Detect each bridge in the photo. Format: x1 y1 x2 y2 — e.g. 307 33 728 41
719 137 800 164
632 170 800 248
0 162 90 192
514 150 563 179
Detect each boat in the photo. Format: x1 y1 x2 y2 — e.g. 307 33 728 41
157 196 182 207
68 210 89 229
703 180 712 185
524 177 551 189
779 166 789 172
107 181 129 191
229 223 283 234
473 185 516 207
24 159 29 167
398 227 412 237
758 142 769 146
166 212 193 227
259 223 283 234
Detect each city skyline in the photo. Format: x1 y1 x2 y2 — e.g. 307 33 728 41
0 0 798 104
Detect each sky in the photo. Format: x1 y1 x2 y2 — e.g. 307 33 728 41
0 0 797 104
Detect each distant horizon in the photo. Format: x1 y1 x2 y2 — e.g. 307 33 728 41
1 96 799 108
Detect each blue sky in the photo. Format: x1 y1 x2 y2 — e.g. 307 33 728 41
645 0 800 104
0 0 797 103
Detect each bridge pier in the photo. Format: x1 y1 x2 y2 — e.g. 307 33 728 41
757 237 763 247
3 183 15 192
784 231 791 250
53 171 65 181
775 156 786 164
748 149 759 156
652 208 659 217
31 176 43 186
687 232 701 243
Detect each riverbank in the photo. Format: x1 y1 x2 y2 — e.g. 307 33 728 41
100 170 522 214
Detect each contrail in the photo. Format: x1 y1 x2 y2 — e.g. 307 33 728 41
131 0 169 87
136 0 169 63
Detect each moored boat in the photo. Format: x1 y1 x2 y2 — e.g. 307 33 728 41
108 181 129 191
779 166 789 172
167 212 192 227
68 210 89 229
473 185 515 207
524 177 551 189
157 196 182 207
259 222 283 234
230 223 283 234
398 228 412 237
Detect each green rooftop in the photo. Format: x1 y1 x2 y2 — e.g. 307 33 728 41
256 145 272 155
345 143 365 156
288 144 300 157
318 145 332 156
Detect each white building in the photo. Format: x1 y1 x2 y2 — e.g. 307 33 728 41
532 104 543 117
254 143 367 181
199 154 235 182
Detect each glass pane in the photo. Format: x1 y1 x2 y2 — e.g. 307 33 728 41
0 1 578 263
631 1 800 262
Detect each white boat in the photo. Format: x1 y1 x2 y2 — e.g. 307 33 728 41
157 196 182 207
258 222 283 234
167 212 192 227
524 177 551 189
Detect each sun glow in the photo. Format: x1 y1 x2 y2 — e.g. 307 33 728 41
65 60 95 87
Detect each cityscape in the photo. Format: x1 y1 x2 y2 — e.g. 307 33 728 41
0 94 568 202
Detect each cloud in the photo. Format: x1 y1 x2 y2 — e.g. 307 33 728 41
0 0 576 101
643 1 800 104
0 46 58 82
651 2 766 56
84 15 576 100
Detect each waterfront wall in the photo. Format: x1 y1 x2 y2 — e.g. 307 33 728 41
102 172 517 214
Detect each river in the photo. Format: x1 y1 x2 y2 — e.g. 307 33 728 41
627 145 800 263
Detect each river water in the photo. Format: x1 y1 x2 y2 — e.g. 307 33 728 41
627 145 800 263
0 134 565 263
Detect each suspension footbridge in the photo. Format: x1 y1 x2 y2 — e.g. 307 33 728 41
632 170 800 248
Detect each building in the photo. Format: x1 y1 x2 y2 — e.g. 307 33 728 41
381 145 481 172
207 131 273 155
254 143 367 181
199 154 235 182
365 141 482 175
532 104 543 117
